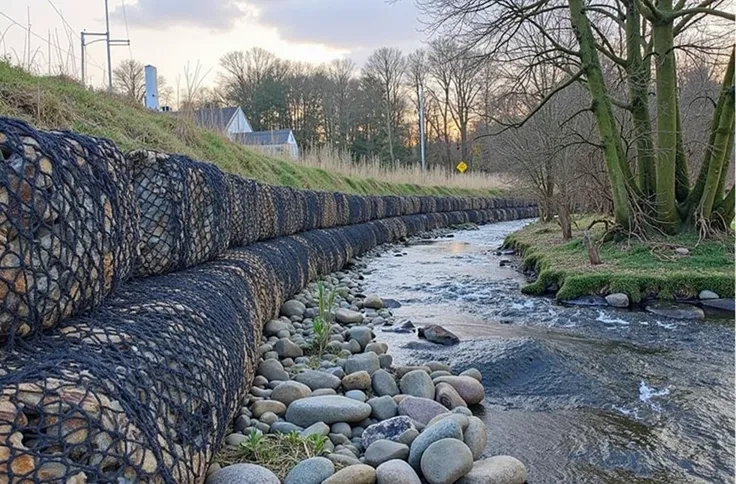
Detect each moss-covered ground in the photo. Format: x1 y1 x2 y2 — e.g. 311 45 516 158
505 216 734 302
0 62 499 197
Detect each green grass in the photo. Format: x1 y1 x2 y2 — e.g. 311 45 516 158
0 62 500 197
505 216 735 302
216 430 330 479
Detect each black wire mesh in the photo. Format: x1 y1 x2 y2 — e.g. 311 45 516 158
126 150 231 278
0 118 139 342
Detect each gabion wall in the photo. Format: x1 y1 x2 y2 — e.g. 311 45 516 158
0 206 536 484
0 119 537 483
0 119 139 342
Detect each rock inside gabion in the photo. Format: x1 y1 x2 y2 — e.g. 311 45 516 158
126 150 231 277
0 118 139 341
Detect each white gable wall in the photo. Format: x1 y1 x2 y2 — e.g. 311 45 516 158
225 108 253 137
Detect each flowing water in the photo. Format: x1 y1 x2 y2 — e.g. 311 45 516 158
362 219 735 484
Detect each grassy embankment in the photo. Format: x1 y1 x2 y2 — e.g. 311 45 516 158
505 216 735 302
0 62 504 196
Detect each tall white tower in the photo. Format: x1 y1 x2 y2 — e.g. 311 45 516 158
144 65 160 111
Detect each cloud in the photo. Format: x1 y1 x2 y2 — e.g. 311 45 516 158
112 0 248 29
250 0 424 50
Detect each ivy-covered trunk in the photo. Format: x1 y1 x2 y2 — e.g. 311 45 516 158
625 0 656 200
568 0 635 230
652 3 680 232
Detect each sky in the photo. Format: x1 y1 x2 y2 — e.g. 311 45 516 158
1 0 427 88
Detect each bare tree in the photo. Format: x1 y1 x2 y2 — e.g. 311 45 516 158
364 47 407 163
427 39 455 169
157 75 175 108
406 49 429 164
323 58 356 150
113 59 145 102
417 0 735 234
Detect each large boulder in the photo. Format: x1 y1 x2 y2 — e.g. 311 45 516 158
285 395 372 427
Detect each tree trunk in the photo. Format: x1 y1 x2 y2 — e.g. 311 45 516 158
652 6 680 231
688 50 734 215
568 0 635 229
385 97 396 164
715 186 735 229
674 93 690 204
583 230 602 265
625 0 657 199
558 200 573 240
714 122 734 201
699 64 735 219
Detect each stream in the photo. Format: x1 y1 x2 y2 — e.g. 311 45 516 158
362 219 735 484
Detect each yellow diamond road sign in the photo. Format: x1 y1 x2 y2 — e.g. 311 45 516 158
456 161 468 173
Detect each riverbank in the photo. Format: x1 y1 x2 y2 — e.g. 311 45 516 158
207 226 528 484
504 216 735 305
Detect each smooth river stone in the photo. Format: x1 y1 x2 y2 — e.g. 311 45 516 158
398 396 448 425
457 456 528 484
285 395 372 427
433 376 485 405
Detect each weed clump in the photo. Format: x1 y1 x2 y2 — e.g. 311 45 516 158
216 431 330 479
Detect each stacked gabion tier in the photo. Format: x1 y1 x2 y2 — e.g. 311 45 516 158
0 118 139 341
0 118 537 483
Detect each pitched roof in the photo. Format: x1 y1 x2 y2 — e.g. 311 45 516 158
234 129 294 146
191 107 239 131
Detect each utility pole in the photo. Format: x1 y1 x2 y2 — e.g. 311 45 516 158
418 82 426 173
80 0 129 90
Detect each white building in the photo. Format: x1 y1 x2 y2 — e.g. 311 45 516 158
189 106 300 160
234 129 300 160
191 107 253 138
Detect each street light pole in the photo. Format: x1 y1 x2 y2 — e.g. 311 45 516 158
419 82 426 173
104 0 112 91
80 0 129 90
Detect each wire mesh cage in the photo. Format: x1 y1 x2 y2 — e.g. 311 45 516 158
0 118 139 342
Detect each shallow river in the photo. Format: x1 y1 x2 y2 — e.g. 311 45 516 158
363 219 735 484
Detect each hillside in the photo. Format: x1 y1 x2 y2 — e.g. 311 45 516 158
0 62 500 197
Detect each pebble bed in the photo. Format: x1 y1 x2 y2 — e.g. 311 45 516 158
208 233 528 484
